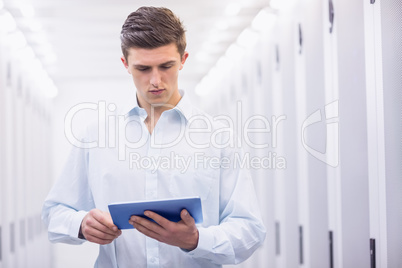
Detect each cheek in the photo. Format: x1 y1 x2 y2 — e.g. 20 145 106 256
166 69 180 81
131 73 148 86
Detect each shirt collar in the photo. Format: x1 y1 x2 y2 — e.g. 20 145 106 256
172 89 193 122
125 89 193 122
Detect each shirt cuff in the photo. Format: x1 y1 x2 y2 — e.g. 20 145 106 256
68 210 88 240
186 227 215 258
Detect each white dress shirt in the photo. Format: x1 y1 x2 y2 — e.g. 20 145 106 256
42 90 266 268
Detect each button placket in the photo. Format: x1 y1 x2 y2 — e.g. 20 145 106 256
144 114 162 268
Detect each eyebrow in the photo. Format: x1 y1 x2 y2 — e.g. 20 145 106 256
133 60 177 68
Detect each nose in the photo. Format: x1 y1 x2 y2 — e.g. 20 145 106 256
150 69 161 88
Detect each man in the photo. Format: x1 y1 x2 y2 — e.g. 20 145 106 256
42 6 266 268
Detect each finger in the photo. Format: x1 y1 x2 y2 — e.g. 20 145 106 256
82 218 120 245
180 209 195 226
86 211 121 236
84 232 116 245
132 220 162 241
84 218 121 239
143 211 170 228
85 226 120 241
129 215 164 232
130 216 169 243
92 210 120 233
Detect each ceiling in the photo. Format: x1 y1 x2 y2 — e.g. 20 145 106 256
3 0 271 99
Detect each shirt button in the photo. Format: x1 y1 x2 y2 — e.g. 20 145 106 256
150 257 157 263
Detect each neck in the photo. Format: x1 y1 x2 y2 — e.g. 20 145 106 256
138 90 182 134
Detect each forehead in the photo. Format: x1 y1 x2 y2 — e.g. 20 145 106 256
126 43 181 66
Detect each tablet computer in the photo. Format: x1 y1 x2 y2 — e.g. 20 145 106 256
108 196 203 229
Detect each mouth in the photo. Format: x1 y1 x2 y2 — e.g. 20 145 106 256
149 89 165 95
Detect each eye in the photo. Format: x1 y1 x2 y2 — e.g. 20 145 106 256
136 67 150 72
161 65 173 69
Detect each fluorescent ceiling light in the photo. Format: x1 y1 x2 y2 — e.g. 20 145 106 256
1 8 58 99
224 3 242 16
270 0 297 10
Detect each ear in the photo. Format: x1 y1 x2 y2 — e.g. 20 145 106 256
121 56 131 74
179 52 189 70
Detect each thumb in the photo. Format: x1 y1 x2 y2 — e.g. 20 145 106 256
101 211 119 231
180 209 195 225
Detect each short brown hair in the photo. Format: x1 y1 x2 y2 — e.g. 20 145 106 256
120 6 187 60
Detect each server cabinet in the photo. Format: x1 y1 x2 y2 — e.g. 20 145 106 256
336 0 371 267
280 13 300 268
263 26 277 268
241 36 276 268
380 0 402 266
365 0 402 267
240 44 261 268
322 0 341 267
364 0 387 267
293 4 310 267
253 30 276 268
270 10 300 268
0 29 6 268
0 14 54 267
380 0 402 264
295 0 331 266
223 27 278 268
2 35 16 268
12 49 28 268
270 19 286 268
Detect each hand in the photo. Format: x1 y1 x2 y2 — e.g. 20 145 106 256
81 209 122 245
129 209 199 251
